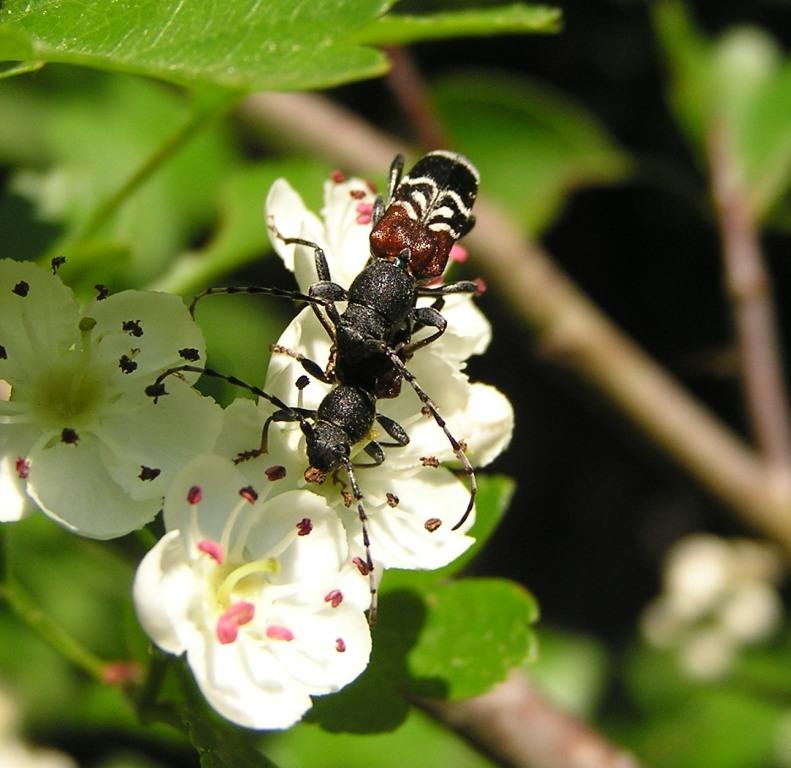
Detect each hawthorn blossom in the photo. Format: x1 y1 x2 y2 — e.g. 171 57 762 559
216 172 513 575
133 454 371 729
641 534 784 679
0 260 222 538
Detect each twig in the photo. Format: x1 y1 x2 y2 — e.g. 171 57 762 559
707 122 791 479
237 91 791 551
383 46 449 149
421 671 641 768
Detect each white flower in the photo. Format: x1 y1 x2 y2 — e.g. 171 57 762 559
133 454 371 730
641 533 784 679
220 173 514 574
0 260 222 538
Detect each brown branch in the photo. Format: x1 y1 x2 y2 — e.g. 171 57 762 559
422 671 641 768
238 91 791 550
383 46 449 150
707 123 791 477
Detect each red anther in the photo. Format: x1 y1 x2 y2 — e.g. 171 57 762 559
352 556 370 576
335 637 347 653
266 625 295 642
296 517 313 536
386 492 399 508
187 485 202 505
449 243 469 263
217 601 256 644
474 276 487 295
265 465 287 481
197 539 224 564
324 589 343 607
341 491 353 508
330 169 345 183
424 518 442 533
420 456 440 468
349 189 366 200
239 485 258 503
15 457 29 479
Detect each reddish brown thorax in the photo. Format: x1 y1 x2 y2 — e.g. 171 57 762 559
370 205 453 282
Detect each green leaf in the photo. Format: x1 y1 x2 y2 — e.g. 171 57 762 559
623 637 791 768
434 73 629 233
399 578 538 700
527 627 609 718
150 158 329 296
351 3 561 45
180 703 279 768
266 708 496 768
654 1 791 221
308 577 537 732
0 69 237 286
447 475 515 575
0 0 391 91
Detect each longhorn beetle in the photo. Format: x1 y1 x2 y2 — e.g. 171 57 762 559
190 150 482 530
146 368 410 626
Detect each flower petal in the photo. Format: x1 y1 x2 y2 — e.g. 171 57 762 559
133 530 196 655
341 467 475 571
97 380 222 500
189 633 313 729
428 294 492 362
26 431 158 538
0 260 80 387
84 290 207 382
319 177 376 287
265 601 371 693
214 398 306 496
0 455 30 522
265 179 326 292
0 422 38 522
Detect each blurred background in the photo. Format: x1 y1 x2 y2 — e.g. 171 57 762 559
3 0 791 766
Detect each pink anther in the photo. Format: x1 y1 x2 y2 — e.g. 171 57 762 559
266 625 295 642
197 539 224 564
449 244 469 263
216 601 256 644
355 201 374 225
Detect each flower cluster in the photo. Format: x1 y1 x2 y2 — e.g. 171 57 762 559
641 533 784 679
0 168 513 730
